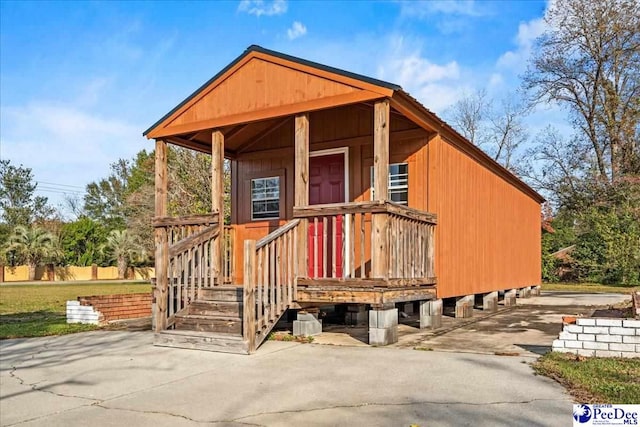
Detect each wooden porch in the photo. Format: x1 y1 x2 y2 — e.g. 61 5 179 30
146 46 443 354
152 199 436 353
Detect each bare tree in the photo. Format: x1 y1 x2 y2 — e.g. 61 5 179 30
488 96 528 171
523 0 640 181
167 147 231 224
446 90 528 172
446 89 488 146
518 126 591 208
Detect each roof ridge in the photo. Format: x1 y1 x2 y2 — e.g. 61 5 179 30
246 45 402 91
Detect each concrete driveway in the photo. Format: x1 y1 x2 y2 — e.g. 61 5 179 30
2 331 570 427
1 292 626 426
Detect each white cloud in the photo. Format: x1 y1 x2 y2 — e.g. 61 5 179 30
497 18 546 71
287 21 307 40
0 102 145 211
377 37 466 113
488 72 504 90
238 0 287 17
400 0 484 18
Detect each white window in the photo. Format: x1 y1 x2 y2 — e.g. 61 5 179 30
251 177 280 220
371 163 409 205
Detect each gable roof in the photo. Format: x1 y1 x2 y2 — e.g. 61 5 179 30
144 45 544 204
143 45 400 137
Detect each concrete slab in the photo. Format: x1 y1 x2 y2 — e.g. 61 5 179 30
518 291 629 307
2 291 625 426
1 331 571 427
395 292 632 356
308 292 632 357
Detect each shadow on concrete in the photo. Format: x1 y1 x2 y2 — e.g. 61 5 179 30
516 344 551 356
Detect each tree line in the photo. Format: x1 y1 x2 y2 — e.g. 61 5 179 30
0 147 226 280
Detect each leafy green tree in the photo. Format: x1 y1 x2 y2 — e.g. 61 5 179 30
4 225 61 280
84 150 155 252
572 179 640 285
168 147 232 224
101 229 146 279
0 160 55 231
83 159 129 231
60 217 108 266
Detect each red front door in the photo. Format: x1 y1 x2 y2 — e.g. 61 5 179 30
308 153 345 278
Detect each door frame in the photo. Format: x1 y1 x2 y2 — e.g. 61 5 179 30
308 147 349 203
308 147 351 277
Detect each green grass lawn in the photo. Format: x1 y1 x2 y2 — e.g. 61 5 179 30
533 352 640 404
542 282 638 294
0 282 151 339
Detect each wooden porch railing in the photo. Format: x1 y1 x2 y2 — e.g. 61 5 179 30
222 225 235 284
293 201 436 281
153 214 235 329
388 209 436 279
243 219 300 353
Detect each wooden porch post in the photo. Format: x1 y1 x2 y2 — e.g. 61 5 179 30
372 99 390 279
295 114 309 279
243 240 257 353
154 139 168 332
211 130 224 286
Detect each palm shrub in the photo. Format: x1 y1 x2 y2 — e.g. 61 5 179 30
102 229 145 279
4 225 61 280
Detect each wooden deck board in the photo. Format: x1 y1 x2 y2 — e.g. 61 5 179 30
295 277 436 304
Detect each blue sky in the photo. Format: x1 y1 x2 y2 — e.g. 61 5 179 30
1 0 556 214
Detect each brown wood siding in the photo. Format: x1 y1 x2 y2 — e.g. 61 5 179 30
229 104 540 293
231 105 424 283
168 58 360 129
427 136 541 298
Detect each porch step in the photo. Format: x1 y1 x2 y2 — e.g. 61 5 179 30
174 313 242 334
188 300 242 317
198 286 243 302
154 330 248 354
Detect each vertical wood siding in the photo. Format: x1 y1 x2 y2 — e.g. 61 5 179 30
168 58 359 129
230 104 541 295
426 136 541 298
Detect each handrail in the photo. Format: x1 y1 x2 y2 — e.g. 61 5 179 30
153 212 219 227
244 218 300 353
293 201 436 224
256 219 301 249
154 213 231 333
384 202 437 224
168 224 219 258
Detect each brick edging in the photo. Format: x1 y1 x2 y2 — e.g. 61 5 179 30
77 292 152 322
552 317 639 358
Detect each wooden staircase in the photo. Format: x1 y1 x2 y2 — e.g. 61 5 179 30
153 216 300 354
155 287 250 354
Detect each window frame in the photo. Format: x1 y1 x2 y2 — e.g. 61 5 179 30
370 162 409 205
250 175 281 221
